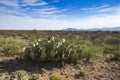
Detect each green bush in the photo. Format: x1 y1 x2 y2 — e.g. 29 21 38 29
1 38 25 56
30 73 40 80
103 45 115 55
50 74 64 80
103 45 120 61
81 44 103 62
12 70 27 79
113 50 120 61
41 68 47 73
79 70 87 77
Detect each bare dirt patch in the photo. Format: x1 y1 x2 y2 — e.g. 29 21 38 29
0 57 120 80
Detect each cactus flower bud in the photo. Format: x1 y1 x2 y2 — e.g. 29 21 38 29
38 39 41 42
52 36 54 40
33 44 35 47
23 47 26 52
36 42 39 45
48 40 51 43
62 39 65 43
58 42 62 46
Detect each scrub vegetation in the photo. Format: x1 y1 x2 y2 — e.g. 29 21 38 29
0 30 120 80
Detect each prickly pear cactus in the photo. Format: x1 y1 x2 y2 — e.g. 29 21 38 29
23 36 82 63
23 36 57 62
44 37 55 61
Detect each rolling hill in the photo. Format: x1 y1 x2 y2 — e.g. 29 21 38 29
63 27 120 31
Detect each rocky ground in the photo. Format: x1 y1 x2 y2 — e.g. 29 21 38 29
0 57 120 80
82 59 120 80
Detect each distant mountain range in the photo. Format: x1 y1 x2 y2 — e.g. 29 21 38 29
63 27 120 31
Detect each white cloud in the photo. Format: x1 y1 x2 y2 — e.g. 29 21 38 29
0 0 65 17
81 4 109 11
0 2 120 30
22 0 48 6
0 0 19 6
96 6 120 13
0 12 120 30
78 14 120 29
23 0 37 3
81 4 120 15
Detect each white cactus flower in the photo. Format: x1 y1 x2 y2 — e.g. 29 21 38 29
36 42 39 45
62 38 65 43
48 40 51 43
23 47 26 52
33 44 36 47
52 36 55 40
58 42 62 46
38 39 41 42
58 42 60 45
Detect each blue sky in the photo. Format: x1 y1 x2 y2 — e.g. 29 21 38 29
0 0 120 30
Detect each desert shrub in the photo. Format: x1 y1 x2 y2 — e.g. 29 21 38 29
41 68 47 73
103 45 116 54
79 70 87 77
81 43 103 62
1 38 26 56
30 73 40 80
103 44 120 61
112 48 120 61
12 70 27 79
76 63 82 69
50 74 64 80
105 38 120 46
